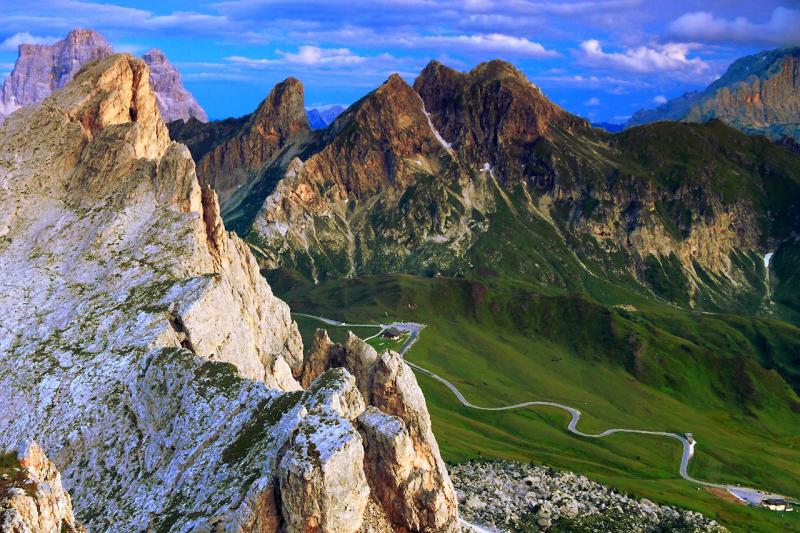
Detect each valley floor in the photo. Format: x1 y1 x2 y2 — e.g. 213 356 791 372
292 309 800 533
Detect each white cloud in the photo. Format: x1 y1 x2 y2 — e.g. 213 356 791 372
227 46 367 68
280 46 365 66
420 33 559 57
669 7 800 46
584 97 600 106
0 32 59 52
577 39 708 75
540 73 651 89
653 95 667 104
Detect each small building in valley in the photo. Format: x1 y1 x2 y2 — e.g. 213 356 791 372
762 498 792 512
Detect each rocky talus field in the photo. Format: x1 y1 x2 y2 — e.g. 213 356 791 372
452 461 728 532
0 54 459 531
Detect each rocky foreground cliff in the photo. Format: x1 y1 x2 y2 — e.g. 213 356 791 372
0 441 85 533
0 29 206 124
0 54 459 531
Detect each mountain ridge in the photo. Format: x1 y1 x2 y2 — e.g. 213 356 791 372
627 47 800 140
172 59 800 319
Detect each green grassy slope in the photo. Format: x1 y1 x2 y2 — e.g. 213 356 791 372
277 273 800 533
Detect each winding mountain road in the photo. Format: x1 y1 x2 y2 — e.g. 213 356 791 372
295 313 795 509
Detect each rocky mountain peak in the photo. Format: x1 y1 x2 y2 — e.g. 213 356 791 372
192 77 311 205
340 72 430 132
627 46 800 140
304 71 455 195
142 47 208 123
249 76 309 136
0 29 206 125
141 47 167 63
415 58 586 181
61 28 110 49
469 59 528 83
0 28 111 117
247 68 474 276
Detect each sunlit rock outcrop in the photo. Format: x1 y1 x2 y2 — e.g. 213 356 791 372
0 53 459 531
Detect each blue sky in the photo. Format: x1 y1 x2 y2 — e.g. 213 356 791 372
1 1 798 122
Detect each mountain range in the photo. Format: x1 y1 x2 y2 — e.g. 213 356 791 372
627 47 800 141
2 27 800 532
168 55 800 532
306 105 346 129
170 59 800 318
0 53 458 532
0 29 206 123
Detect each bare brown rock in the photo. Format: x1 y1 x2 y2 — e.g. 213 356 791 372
196 77 311 204
251 72 483 279
414 59 588 183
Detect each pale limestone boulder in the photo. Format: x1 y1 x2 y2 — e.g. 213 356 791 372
0 441 85 533
278 411 370 533
358 408 420 527
304 334 461 532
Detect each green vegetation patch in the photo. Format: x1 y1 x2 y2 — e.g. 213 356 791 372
222 391 304 466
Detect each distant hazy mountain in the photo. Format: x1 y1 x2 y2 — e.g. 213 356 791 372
591 122 625 133
306 104 346 129
141 48 207 122
627 47 800 140
0 29 110 118
0 29 206 123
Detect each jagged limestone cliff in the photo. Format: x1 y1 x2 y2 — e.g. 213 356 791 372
0 54 459 531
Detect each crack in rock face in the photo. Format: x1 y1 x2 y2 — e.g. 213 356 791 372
0 53 460 532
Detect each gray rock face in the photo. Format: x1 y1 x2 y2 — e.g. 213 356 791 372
143 48 208 123
0 29 111 117
302 332 462 532
0 29 207 125
0 52 459 532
